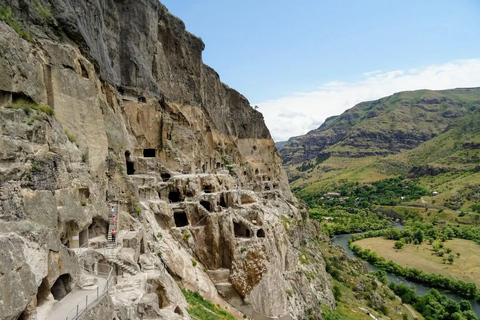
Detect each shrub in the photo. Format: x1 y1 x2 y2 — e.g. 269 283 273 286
81 151 88 163
333 284 342 300
65 130 76 143
394 241 404 249
299 254 309 264
0 6 31 41
183 233 191 241
81 200 87 206
379 305 388 315
8 99 54 116
191 258 197 267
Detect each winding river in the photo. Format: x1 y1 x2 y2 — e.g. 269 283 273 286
332 224 480 317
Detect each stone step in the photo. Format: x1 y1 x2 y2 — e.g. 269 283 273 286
206 269 230 283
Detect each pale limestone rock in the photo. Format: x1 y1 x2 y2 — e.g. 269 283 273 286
0 2 335 319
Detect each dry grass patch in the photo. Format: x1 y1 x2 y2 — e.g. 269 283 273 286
354 237 480 287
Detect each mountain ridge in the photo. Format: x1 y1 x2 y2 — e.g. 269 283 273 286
281 87 480 165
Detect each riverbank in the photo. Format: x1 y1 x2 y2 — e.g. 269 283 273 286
354 237 480 287
332 233 480 317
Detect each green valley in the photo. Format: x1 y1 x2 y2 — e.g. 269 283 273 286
281 87 480 320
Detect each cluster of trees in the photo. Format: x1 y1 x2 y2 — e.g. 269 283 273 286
389 283 478 320
309 207 391 236
350 244 480 300
299 176 428 208
296 161 315 172
349 222 480 247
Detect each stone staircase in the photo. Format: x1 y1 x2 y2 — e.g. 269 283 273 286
104 203 138 276
107 255 138 275
207 269 291 320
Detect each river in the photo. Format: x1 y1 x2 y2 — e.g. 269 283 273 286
332 225 480 317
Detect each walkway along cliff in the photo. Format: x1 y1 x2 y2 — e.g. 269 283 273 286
0 1 334 319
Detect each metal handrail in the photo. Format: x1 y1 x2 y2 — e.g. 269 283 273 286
63 264 114 320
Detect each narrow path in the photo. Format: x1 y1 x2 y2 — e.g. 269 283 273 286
37 275 107 320
395 296 418 319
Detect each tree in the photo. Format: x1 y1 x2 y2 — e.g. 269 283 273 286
460 300 472 311
448 254 455 264
414 229 424 244
394 241 404 249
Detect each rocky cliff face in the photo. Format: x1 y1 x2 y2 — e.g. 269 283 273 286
0 1 334 319
281 88 480 165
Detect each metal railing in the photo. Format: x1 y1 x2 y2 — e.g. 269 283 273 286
63 264 114 320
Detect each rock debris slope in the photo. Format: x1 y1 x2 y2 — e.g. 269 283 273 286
0 0 334 319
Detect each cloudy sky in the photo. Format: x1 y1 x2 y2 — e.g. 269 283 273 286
162 0 480 141
259 59 480 141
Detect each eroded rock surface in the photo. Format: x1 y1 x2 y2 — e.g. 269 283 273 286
0 1 334 319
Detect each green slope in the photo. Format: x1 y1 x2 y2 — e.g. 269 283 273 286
285 88 480 211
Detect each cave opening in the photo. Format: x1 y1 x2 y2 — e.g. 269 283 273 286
174 212 189 227
79 187 90 202
138 96 147 103
125 151 135 175
204 185 213 194
12 92 35 105
234 222 251 238
168 190 181 203
174 306 183 315
257 229 265 238
51 274 72 301
219 194 227 208
156 283 168 308
143 148 156 157
200 200 211 212
161 172 171 182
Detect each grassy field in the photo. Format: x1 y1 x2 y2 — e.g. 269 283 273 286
354 238 480 287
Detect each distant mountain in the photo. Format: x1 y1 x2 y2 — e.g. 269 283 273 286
281 88 480 165
275 140 288 151
282 88 480 207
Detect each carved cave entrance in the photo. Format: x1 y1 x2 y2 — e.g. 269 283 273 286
234 222 251 238
125 151 135 175
143 148 156 157
174 212 189 227
51 274 73 301
257 229 265 238
169 190 181 203
200 200 211 212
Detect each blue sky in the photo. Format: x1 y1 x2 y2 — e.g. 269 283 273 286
161 0 480 141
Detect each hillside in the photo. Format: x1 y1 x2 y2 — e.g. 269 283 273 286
281 88 480 164
283 88 480 208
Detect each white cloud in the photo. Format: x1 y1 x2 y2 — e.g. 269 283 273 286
257 59 480 141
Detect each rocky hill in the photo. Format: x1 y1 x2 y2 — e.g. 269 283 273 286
281 88 480 205
281 88 480 165
0 1 336 319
